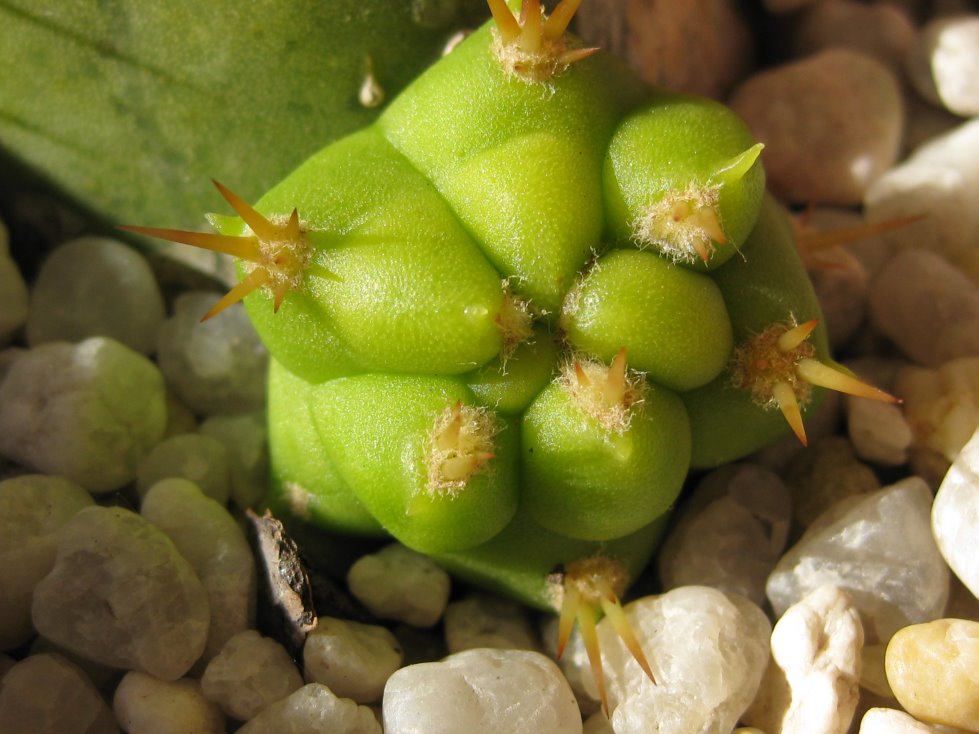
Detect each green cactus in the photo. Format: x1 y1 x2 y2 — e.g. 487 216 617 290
126 0 897 712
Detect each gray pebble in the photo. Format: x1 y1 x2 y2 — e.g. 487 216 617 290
868 249 979 367
31 505 210 680
0 337 167 493
141 478 256 664
0 222 28 346
792 0 916 76
444 593 541 654
26 237 165 355
303 617 403 704
156 291 268 416
0 653 119 734
137 433 231 504
658 463 792 606
199 411 269 509
114 671 225 734
237 683 381 734
0 475 92 651
347 544 450 628
201 629 304 721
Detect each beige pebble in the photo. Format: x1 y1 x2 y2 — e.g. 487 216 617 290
885 618 979 732
894 357 979 484
729 49 903 205
576 0 752 99
792 0 916 76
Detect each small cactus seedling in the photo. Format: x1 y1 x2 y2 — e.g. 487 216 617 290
126 0 897 716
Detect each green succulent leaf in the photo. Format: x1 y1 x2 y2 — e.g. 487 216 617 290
0 0 485 262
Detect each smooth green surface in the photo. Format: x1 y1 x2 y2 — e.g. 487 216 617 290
604 92 766 270
266 359 383 536
683 195 829 468
231 128 505 382
436 508 670 611
521 378 690 541
562 248 733 391
310 373 520 554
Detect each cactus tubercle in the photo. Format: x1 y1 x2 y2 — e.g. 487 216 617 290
731 318 899 445
120 180 320 321
554 555 655 717
488 0 598 81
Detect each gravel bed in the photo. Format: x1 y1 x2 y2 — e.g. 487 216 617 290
2 2 979 733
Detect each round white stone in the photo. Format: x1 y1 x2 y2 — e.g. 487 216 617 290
931 426 979 600
569 587 771 734
383 648 581 734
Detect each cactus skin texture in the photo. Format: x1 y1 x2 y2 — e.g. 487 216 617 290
125 0 898 712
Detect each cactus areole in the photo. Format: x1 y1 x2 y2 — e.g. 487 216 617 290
124 0 898 712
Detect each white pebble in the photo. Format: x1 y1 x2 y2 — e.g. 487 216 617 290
0 337 167 492
136 433 231 504
141 478 256 664
0 653 119 734
859 707 942 733
347 544 450 628
383 648 581 734
895 357 979 483
0 475 92 651
237 683 380 734
845 397 912 466
31 506 209 680
864 117 979 283
931 426 979 600
201 630 304 721
26 237 165 355
729 49 903 205
868 249 979 367
156 291 268 416
743 585 863 734
572 587 770 734
444 593 541 653
906 14 979 116
199 411 269 509
766 477 949 642
114 671 224 734
658 463 792 606
303 617 403 704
